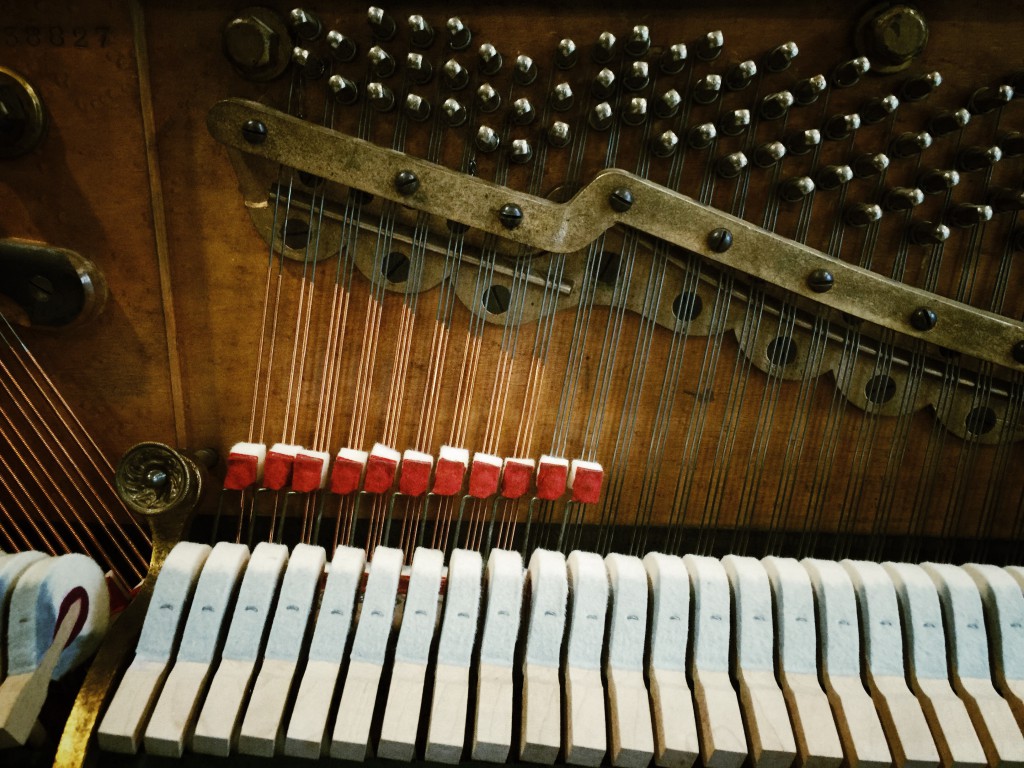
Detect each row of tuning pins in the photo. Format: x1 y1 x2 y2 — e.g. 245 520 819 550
759 81 1024 244
285 7 472 93
280 7 1024 213
281 10 778 140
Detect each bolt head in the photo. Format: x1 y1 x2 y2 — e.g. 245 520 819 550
807 269 834 292
610 188 634 212
224 15 276 69
859 4 929 73
242 119 267 144
1013 340 1024 364
910 306 937 331
498 203 523 229
395 170 419 196
146 469 169 489
707 227 733 253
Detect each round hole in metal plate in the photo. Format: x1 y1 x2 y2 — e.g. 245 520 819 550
765 336 797 367
672 291 703 322
381 251 410 283
864 374 897 405
965 405 997 436
482 284 511 314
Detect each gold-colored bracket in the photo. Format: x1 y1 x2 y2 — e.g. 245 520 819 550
208 97 1024 374
54 443 201 768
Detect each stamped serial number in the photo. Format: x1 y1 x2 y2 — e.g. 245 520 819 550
2 25 110 48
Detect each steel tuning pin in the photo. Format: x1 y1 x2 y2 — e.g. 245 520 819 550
917 171 954 198
987 188 1024 213
956 145 1002 172
688 122 717 149
366 81 395 111
860 94 899 124
765 41 798 72
291 47 324 79
289 8 322 41
779 176 816 202
719 109 750 136
446 17 471 50
654 89 682 119
476 83 501 113
367 45 395 78
852 152 890 178
696 30 724 61
326 30 357 62
441 97 466 126
550 82 574 112
624 61 650 92
592 68 616 100
918 169 959 195
969 84 1014 115
998 130 1024 156
793 74 827 105
622 97 648 126
717 151 748 178
928 108 970 137
443 59 469 90
511 97 535 125
910 221 950 245
407 15 434 49
816 164 854 191
753 140 786 167
589 102 614 131
509 138 533 164
406 53 432 84
478 43 503 75
883 186 925 211
403 93 431 121
548 120 571 147
889 131 932 159
660 43 687 74
367 6 396 41
514 55 537 85
759 91 794 120
845 203 883 227
786 128 821 155
475 125 500 153
328 74 358 104
832 56 870 88
947 203 993 228
593 32 616 64
625 25 651 57
650 130 680 157
824 113 861 140
556 38 578 69
901 71 941 102
726 60 757 91
692 74 722 104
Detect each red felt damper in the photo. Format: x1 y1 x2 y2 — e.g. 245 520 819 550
224 452 259 491
501 460 534 499
292 453 326 493
330 455 365 495
364 453 399 494
536 459 568 500
468 456 501 499
399 458 432 497
571 464 604 504
263 450 295 490
432 457 467 496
